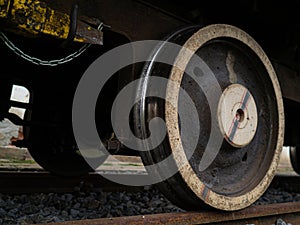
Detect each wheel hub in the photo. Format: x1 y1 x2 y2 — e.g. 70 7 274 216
218 84 258 148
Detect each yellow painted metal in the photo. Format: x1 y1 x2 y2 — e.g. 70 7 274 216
0 0 10 18
0 0 96 43
11 0 71 39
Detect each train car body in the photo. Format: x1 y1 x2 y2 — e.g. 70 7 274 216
1 0 300 211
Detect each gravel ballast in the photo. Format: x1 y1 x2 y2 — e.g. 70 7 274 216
0 185 300 225
0 186 183 225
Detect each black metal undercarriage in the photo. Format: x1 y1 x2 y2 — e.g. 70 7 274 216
1 0 300 162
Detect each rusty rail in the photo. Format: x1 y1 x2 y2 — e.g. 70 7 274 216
0 171 149 194
43 202 300 225
0 169 299 195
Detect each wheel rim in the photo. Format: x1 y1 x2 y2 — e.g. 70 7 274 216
166 24 284 210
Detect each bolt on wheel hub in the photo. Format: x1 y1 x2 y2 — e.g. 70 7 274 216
218 84 258 148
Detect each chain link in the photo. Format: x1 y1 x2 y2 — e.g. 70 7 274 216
0 23 103 66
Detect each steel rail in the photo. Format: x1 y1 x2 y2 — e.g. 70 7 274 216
44 202 300 225
0 171 149 194
0 169 300 194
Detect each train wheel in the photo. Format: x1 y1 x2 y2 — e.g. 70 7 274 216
27 127 93 177
290 146 300 174
134 24 284 211
25 109 94 177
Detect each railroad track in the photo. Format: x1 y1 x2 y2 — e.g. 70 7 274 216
0 168 299 194
0 166 300 224
39 202 300 225
1 151 300 225
0 169 298 194
0 170 150 194
0 171 299 225
0 153 149 193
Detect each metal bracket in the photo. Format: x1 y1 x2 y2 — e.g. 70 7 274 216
61 4 78 48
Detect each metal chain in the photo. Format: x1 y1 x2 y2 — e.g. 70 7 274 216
0 23 103 67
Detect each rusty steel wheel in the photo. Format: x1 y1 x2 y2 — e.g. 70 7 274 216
134 24 284 211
